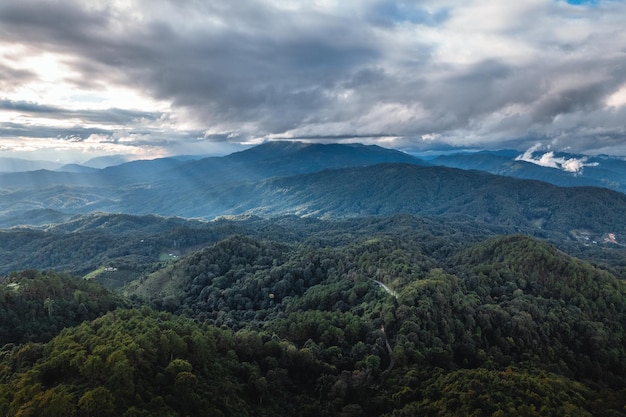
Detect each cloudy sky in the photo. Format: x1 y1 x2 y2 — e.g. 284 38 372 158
1 0 626 162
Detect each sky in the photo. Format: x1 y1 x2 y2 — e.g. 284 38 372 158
1 0 626 163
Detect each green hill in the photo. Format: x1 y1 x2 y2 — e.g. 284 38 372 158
2 232 626 415
0 270 127 345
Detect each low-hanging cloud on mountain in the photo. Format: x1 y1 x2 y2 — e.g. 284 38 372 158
515 144 599 173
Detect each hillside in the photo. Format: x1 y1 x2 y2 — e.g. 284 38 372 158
4 231 616 416
0 213 500 286
2 211 625 290
0 213 290 285
128 234 626 388
242 164 626 238
178 233 623 410
0 270 126 345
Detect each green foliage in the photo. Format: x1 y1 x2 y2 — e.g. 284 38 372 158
0 308 384 417
0 270 127 345
119 228 626 415
0 309 244 416
0 213 299 286
1 215 626 416
391 367 601 417
2 212 624 289
453 235 626 384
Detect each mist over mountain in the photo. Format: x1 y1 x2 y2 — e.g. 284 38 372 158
0 157 64 173
56 164 100 174
82 154 135 169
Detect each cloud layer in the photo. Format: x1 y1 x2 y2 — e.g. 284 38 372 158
1 0 626 160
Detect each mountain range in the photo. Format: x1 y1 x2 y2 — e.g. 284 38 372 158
4 143 626 191
1 142 626 245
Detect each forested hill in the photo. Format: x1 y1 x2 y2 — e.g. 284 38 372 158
130 232 625 413
245 163 626 237
0 270 127 345
127 233 626 390
2 231 624 416
2 212 624 289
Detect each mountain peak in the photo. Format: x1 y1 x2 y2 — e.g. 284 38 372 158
225 141 424 167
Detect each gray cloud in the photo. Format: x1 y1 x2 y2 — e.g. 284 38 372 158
0 122 112 139
0 63 37 93
1 0 626 158
0 99 161 125
0 99 60 114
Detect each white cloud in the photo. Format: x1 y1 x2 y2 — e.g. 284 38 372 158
606 84 626 108
515 143 599 173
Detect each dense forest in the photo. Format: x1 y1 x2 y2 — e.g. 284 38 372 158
0 270 127 345
1 213 625 416
2 212 625 286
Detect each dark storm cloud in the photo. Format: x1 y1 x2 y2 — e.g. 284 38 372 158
1 0 626 156
139 17 379 133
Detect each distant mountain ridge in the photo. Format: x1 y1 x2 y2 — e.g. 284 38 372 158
1 142 626 245
5 145 626 193
0 157 64 173
83 154 135 168
0 141 424 189
56 164 100 173
166 141 427 186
